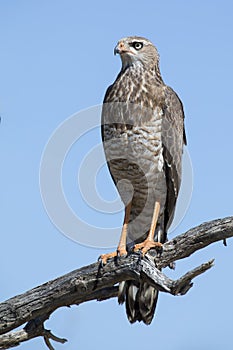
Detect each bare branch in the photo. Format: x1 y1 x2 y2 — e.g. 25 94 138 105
0 216 232 349
154 216 233 269
0 315 67 350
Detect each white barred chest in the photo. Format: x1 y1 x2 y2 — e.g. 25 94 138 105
102 107 167 208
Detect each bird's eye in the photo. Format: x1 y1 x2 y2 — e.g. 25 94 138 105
132 42 143 50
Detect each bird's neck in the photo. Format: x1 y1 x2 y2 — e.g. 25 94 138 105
121 59 142 72
120 61 164 85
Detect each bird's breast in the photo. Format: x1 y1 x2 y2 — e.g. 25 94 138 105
102 70 168 239
102 106 167 210
103 106 164 176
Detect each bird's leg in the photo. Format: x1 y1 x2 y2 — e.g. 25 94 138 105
100 202 131 265
133 201 162 255
117 201 131 256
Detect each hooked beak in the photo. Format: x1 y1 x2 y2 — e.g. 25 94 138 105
114 45 120 55
114 41 130 55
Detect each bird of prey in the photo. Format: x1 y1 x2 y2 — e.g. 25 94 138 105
101 36 186 324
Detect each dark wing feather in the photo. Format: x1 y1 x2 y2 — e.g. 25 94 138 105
101 83 119 188
101 83 113 140
162 86 186 231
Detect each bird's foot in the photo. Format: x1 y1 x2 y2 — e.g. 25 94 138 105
99 247 127 265
133 239 163 256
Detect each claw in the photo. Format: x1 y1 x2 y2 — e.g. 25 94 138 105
100 251 117 265
134 239 163 256
98 256 104 267
99 248 127 265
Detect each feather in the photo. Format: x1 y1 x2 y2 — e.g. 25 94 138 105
102 36 186 324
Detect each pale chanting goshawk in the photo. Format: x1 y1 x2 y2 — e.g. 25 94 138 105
101 36 186 324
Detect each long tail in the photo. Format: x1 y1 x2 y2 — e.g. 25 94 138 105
118 280 159 324
118 229 166 324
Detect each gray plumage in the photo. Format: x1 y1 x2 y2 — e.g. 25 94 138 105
101 36 186 324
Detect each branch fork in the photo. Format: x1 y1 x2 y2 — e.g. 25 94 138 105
0 216 232 349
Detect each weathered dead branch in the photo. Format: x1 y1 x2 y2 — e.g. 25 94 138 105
0 216 232 349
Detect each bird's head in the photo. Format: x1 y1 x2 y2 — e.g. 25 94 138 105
114 36 160 71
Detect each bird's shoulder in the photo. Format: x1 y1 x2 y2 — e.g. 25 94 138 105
103 70 124 103
103 83 114 103
162 85 187 145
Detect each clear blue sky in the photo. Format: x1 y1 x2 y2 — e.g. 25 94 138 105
1 1 233 349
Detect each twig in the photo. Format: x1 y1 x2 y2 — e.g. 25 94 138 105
0 315 67 350
0 216 232 349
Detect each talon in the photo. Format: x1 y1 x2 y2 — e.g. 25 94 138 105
134 239 163 256
100 248 127 265
100 251 118 265
117 247 127 257
98 256 104 268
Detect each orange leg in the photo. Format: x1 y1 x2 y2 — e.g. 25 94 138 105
133 201 162 255
100 202 131 264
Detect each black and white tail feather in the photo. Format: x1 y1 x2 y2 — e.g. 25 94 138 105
118 230 166 325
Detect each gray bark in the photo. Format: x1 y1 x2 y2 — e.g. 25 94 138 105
0 216 232 349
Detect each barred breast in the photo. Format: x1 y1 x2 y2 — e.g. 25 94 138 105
102 64 169 243
102 103 167 244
